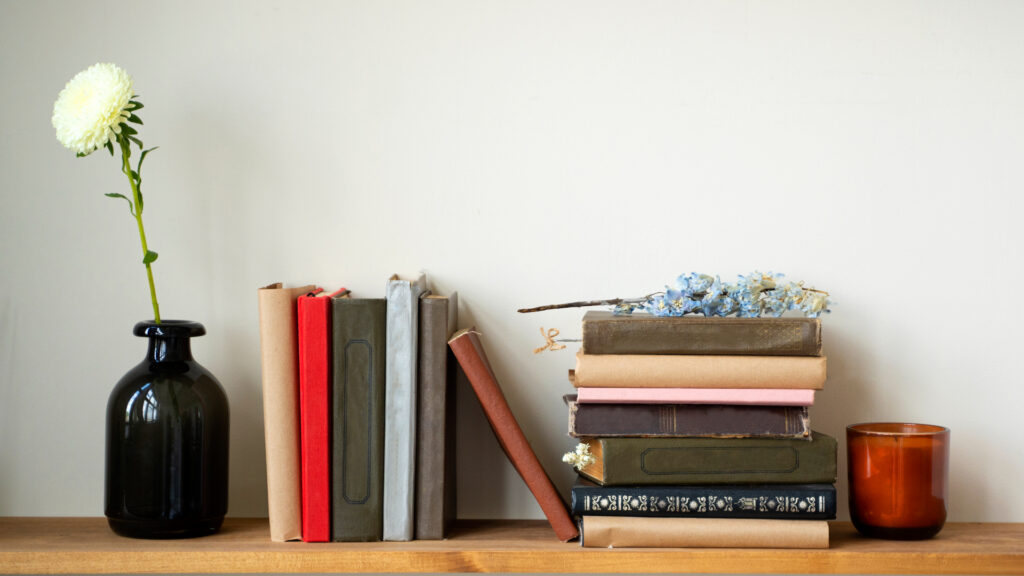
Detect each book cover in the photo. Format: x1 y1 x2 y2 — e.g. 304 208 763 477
297 286 349 542
571 477 836 519
575 386 815 406
581 311 822 356
331 297 387 542
567 398 810 438
574 353 827 389
448 328 579 542
579 516 829 549
257 282 314 542
383 273 426 542
415 292 459 540
578 432 837 486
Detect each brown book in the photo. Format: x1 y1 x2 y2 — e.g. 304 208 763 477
415 293 458 540
580 516 829 548
448 329 579 542
581 311 822 356
566 397 810 438
574 353 827 389
258 282 315 542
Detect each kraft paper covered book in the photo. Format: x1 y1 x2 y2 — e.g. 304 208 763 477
579 516 830 549
258 282 314 542
574 353 827 389
383 273 426 541
581 311 822 356
449 328 579 542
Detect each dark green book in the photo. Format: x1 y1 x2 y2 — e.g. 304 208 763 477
331 298 387 541
577 432 837 486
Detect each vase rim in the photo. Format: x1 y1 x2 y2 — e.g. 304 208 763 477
133 320 206 338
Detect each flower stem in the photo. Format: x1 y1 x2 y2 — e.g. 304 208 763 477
118 137 161 323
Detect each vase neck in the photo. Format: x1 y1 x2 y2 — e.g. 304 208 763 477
146 336 193 363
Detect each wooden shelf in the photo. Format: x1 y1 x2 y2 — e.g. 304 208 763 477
1 518 1023 574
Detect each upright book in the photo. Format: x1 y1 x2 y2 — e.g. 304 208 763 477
383 273 426 542
567 398 810 438
577 432 837 486
415 292 458 540
257 282 314 542
581 311 822 356
297 286 349 542
571 477 836 519
449 328 579 542
331 297 387 542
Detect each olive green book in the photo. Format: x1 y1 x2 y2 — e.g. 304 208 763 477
331 298 387 541
578 432 837 486
581 311 822 356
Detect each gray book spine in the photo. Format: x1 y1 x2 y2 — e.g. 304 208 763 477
331 298 386 541
383 274 425 541
415 293 458 540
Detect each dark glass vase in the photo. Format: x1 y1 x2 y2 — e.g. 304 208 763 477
105 320 230 539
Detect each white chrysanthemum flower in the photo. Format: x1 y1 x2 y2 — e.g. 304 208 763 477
562 443 595 470
52 63 134 156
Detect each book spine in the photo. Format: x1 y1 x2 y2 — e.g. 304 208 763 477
448 329 579 542
297 292 332 542
575 387 815 406
571 483 836 519
257 283 314 542
415 294 458 540
574 354 827 389
581 313 822 356
568 402 810 438
331 298 386 541
383 276 425 541
580 433 837 486
579 516 829 549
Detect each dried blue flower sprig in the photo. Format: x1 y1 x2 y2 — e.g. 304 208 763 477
518 272 831 318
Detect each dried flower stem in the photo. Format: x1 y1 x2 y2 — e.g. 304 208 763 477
518 294 660 314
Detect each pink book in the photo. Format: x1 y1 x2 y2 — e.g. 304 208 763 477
575 387 815 406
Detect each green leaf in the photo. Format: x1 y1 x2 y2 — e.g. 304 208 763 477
128 114 143 125
104 193 135 216
75 152 87 158
143 250 158 265
138 147 158 175
130 169 139 181
120 123 138 136
105 140 114 156
127 135 143 148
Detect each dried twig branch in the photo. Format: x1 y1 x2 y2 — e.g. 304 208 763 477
517 293 661 314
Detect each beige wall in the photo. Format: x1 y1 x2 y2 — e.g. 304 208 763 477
1 0 1021 521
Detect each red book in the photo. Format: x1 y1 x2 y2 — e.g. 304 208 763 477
448 328 579 542
297 287 348 542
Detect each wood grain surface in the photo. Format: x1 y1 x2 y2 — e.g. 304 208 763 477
1 518 1022 574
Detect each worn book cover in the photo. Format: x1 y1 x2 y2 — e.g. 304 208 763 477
383 273 426 541
579 516 829 549
415 292 459 540
566 397 810 438
575 386 815 406
574 353 827 389
449 328 579 542
297 286 349 542
258 282 314 542
571 477 836 519
581 311 822 356
578 432 837 486
331 297 386 542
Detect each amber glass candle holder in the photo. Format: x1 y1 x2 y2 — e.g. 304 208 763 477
846 423 949 540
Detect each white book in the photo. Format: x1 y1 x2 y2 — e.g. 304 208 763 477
383 273 427 541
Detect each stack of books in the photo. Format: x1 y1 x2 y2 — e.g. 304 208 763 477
257 275 460 543
568 311 837 549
